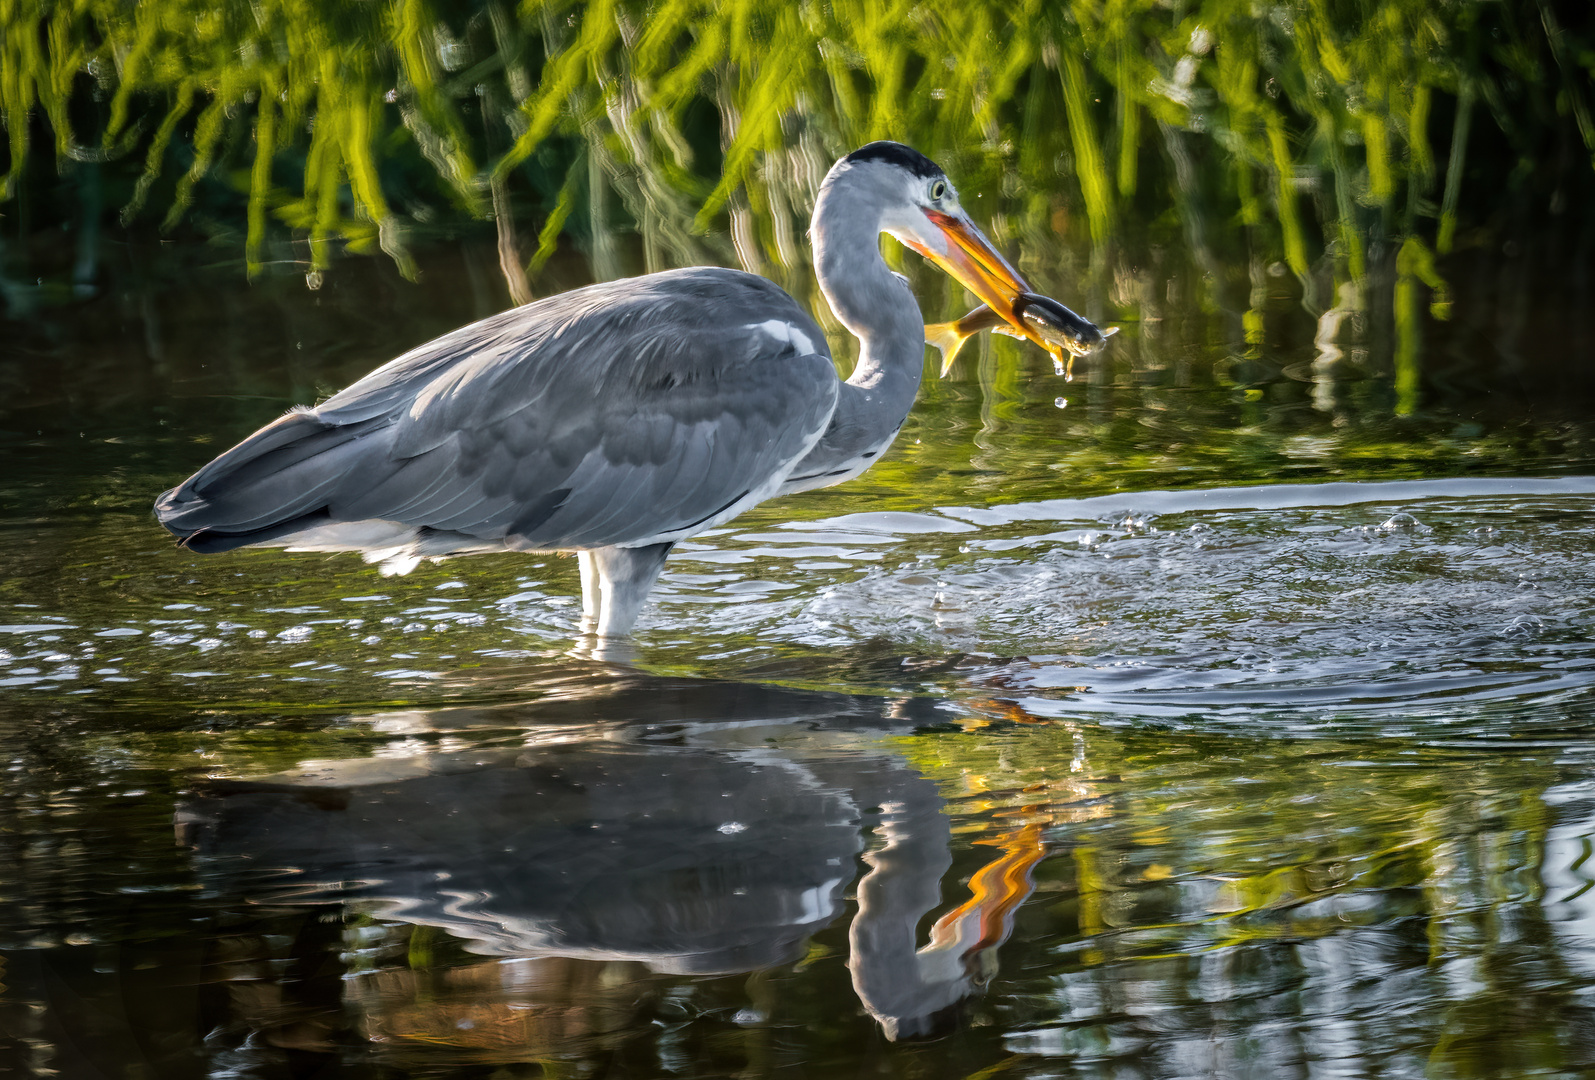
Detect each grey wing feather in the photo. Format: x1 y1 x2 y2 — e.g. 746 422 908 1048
155 268 837 556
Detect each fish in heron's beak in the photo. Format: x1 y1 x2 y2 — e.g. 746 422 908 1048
926 293 1118 377
898 208 1045 349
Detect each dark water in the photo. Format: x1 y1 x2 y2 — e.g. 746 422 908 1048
6 209 1595 1076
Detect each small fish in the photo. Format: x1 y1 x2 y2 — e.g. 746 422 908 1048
926 292 1117 377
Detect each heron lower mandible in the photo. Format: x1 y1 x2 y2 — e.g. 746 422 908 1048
154 143 1035 637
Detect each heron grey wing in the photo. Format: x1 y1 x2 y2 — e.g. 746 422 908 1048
339 341 838 550
325 271 837 548
316 267 816 441
155 268 836 554
531 398 795 547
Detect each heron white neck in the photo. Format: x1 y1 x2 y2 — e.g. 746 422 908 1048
809 178 927 452
778 174 930 492
812 187 926 386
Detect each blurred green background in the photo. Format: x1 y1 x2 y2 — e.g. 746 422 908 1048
3 0 1593 415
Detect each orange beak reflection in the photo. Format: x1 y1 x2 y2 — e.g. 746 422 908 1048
915 209 1047 350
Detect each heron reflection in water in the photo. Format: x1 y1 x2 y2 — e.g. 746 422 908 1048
155 143 1048 637
180 679 1055 1050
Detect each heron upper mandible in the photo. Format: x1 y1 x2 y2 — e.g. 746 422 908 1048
155 142 1035 637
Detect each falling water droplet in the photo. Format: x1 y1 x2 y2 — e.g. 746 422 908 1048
1054 397 1068 409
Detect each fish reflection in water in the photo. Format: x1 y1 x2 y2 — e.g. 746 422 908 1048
179 680 1042 1055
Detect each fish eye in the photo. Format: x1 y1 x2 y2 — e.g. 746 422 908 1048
929 179 947 202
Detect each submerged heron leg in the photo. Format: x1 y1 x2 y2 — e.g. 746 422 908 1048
576 551 601 632
587 543 674 638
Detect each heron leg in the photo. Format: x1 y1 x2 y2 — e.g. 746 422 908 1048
576 550 600 631
589 542 674 637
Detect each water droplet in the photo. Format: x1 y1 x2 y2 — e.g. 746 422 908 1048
1054 396 1068 409
1502 614 1545 638
1378 512 1427 532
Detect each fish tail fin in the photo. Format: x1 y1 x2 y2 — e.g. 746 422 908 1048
925 322 972 377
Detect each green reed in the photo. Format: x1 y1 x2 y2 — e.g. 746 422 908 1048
1 0 1591 405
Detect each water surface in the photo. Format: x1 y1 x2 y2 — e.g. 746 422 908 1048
5 243 1595 1077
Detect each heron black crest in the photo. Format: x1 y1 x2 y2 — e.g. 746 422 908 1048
843 141 943 180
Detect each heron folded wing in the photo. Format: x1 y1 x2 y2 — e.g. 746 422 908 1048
367 350 836 551
154 267 840 560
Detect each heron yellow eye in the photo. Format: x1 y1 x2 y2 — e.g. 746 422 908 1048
929 179 947 202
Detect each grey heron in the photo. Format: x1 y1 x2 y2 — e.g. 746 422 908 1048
155 142 1036 637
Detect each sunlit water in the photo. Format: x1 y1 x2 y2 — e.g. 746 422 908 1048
5 251 1595 1078
6 476 1595 728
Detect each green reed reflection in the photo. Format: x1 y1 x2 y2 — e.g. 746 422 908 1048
907 714 1554 964
895 714 1589 1076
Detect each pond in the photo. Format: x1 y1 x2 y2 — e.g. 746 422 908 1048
5 2 1595 1077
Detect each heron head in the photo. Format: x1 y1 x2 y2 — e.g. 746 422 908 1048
832 142 1046 349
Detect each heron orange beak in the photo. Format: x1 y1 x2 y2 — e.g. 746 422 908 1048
914 209 1049 350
